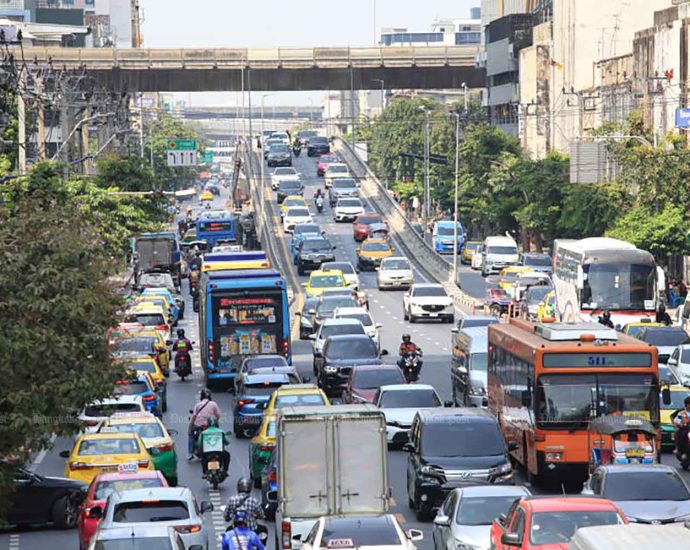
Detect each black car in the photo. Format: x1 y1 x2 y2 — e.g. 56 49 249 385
267 144 292 167
405 408 514 520
318 334 387 395
310 294 359 334
296 237 336 275
276 180 304 204
307 136 330 157
298 297 320 339
8 468 87 528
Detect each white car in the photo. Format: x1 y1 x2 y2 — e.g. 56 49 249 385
324 163 350 188
271 167 301 190
270 131 291 145
375 384 444 446
79 396 147 433
377 257 414 290
88 525 187 550
669 344 690 384
96 487 213 549
283 207 313 233
298 514 422 550
333 198 365 222
311 318 367 365
403 283 455 324
471 247 483 270
321 261 360 289
333 306 382 350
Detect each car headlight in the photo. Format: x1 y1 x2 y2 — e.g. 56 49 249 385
469 386 487 396
324 366 337 374
492 462 512 475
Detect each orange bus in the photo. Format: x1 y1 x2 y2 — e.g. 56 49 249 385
488 318 660 483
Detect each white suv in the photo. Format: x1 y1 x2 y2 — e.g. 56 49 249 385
403 283 454 323
333 198 365 222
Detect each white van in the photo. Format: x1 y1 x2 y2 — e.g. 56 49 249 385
480 235 519 276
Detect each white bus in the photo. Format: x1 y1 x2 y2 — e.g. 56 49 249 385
552 237 663 327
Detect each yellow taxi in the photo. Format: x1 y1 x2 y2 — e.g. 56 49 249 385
98 412 178 485
660 384 690 450
263 384 330 417
622 321 663 340
132 296 174 322
249 414 277 483
123 303 171 341
200 190 214 202
302 269 347 298
461 241 482 264
111 329 171 375
61 432 154 483
496 266 536 291
120 356 167 411
280 196 308 217
356 238 394 271
536 290 556 321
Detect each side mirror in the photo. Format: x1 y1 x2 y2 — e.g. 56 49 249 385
332 246 337 251
200 500 214 513
402 442 415 453
432 514 451 527
87 506 103 519
356 248 361 253
308 309 317 316
501 533 522 547
375 323 382 329
520 390 531 407
380 349 389 356
59 450 70 458
662 387 672 406
406 529 424 542
668 357 679 366
302 282 308 287
456 366 468 375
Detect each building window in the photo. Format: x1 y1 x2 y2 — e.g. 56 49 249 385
455 32 481 45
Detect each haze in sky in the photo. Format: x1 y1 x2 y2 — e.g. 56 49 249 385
140 0 478 106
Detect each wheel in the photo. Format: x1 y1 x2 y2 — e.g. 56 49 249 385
234 424 244 438
162 397 167 412
403 307 409 321
297 264 305 276
490 304 502 317
52 495 78 529
447 315 455 324
167 476 178 487
409 314 416 323
212 477 219 490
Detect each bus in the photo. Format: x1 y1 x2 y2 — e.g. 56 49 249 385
552 237 663 328
198 269 291 387
196 215 238 247
488 318 660 482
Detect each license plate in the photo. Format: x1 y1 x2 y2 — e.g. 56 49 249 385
99 466 118 473
625 448 645 458
207 461 220 470
428 313 438 317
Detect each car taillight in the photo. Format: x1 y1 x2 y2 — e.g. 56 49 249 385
175 524 202 534
282 339 289 357
260 444 274 451
156 443 174 452
282 521 291 549
268 469 277 482
143 394 156 402
137 460 150 468
238 399 254 407
208 342 216 364
84 420 99 427
155 324 168 332
70 462 93 470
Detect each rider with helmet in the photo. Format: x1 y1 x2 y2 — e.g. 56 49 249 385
397 334 423 375
222 510 265 550
188 388 222 461
598 310 614 329
199 416 231 477
223 477 265 532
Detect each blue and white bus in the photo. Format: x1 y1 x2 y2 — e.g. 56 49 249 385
196 215 238 247
432 220 465 254
198 269 291 387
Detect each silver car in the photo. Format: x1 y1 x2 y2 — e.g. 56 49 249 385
377 257 414 290
88 524 190 550
432 485 531 550
96 487 213 549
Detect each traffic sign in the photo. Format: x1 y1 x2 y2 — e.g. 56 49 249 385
167 150 198 167
201 152 214 164
166 139 197 150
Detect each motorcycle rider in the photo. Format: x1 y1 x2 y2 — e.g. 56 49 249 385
223 477 265 532
598 310 614 329
656 304 673 326
674 396 690 462
397 334 423 379
222 510 265 550
173 328 193 374
199 416 231 478
188 389 222 461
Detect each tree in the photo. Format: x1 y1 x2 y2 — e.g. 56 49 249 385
557 181 629 239
0 164 125 516
95 153 156 192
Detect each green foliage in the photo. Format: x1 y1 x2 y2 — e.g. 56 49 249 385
95 153 156 192
606 204 690 260
0 163 125 516
558 182 629 239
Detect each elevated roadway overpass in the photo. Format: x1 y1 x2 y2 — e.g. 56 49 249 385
20 45 484 92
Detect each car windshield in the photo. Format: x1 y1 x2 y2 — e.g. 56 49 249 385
456 495 523 525
529 511 622 545
413 286 447 297
524 255 551 266
465 242 481 251
354 369 404 389
280 182 301 190
421 420 504 456
642 329 690 347
113 381 149 396
527 286 553 304
326 338 378 359
379 389 440 408
77 437 141 455
382 259 410 270
312 137 328 144
338 199 362 207
437 225 461 236
94 539 173 550
303 240 331 253
294 224 320 236
287 208 310 217
94 478 165 500
328 165 348 174
321 517 400 547
317 297 357 316
461 318 497 328
244 357 288 371
321 324 365 338
362 242 390 252
113 500 189 522
338 313 373 327
322 263 354 274
105 422 165 439
274 168 296 175
356 216 381 225
602 470 690 500
275 394 325 408
333 179 357 189
581 262 656 312
664 389 690 410
487 246 517 255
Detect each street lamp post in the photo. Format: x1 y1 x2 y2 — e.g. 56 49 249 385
452 112 460 287
421 108 430 224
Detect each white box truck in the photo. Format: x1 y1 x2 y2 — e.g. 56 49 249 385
274 404 389 550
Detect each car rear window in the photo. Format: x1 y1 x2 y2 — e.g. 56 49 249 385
353 369 404 389
84 404 142 417
642 329 690 347
244 357 288 371
125 361 157 374
123 314 165 327
320 324 365 338
321 516 400 547
77 438 141 456
94 478 165 500
94 539 173 550
113 381 149 396
104 422 165 439
112 338 156 354
275 394 325 408
113 500 189 523
243 382 287 397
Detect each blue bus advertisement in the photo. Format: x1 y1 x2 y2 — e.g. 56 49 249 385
198 269 291 387
196 216 237 246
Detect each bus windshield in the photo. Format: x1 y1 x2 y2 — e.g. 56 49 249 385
536 373 658 429
581 262 656 311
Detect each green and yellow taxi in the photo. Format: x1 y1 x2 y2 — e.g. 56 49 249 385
249 414 277 486
98 412 178 486
263 384 330 418
61 432 154 484
356 238 394 271
461 241 482 264
302 269 347 298
622 321 664 340
280 196 308 217
121 356 167 412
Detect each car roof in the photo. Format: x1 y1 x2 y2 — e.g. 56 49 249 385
454 485 531 498
522 496 623 513
107 412 158 424
597 463 678 474
351 364 400 372
91 395 144 405
109 487 191 503
417 407 494 421
379 384 435 392
275 383 320 394
362 238 389 244
79 432 142 441
322 318 363 326
95 524 176 540
93 470 165 483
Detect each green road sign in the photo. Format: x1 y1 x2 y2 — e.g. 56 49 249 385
166 139 197 151
201 152 213 164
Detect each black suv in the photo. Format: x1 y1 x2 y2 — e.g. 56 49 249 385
307 136 331 156
296 237 336 275
405 408 515 520
317 334 387 395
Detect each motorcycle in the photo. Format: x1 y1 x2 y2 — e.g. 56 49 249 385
222 512 269 545
203 448 230 489
293 146 302 158
315 196 324 213
174 343 194 381
399 352 423 383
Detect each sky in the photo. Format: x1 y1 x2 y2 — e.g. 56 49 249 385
140 0 478 106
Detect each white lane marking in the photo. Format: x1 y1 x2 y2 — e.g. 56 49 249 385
30 433 56 471
9 534 19 549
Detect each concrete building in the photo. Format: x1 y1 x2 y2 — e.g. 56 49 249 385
85 0 132 48
380 13 482 47
0 16 88 46
518 0 669 158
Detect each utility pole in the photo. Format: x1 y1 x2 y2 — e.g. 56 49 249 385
37 77 46 160
139 92 145 158
82 106 92 174
131 0 142 48
423 109 430 224
247 69 253 149
452 112 460 287
17 79 26 174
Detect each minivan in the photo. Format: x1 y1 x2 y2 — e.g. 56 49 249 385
450 327 489 407
432 220 465 255
405 408 514 520
480 235 519 276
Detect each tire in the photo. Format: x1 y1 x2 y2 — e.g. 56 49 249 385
403 307 409 321
297 264 305 276
234 424 244 438
52 494 78 529
212 477 219 490
490 304 502 317
253 475 261 488
167 476 178 487
447 315 455 324
409 314 416 323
